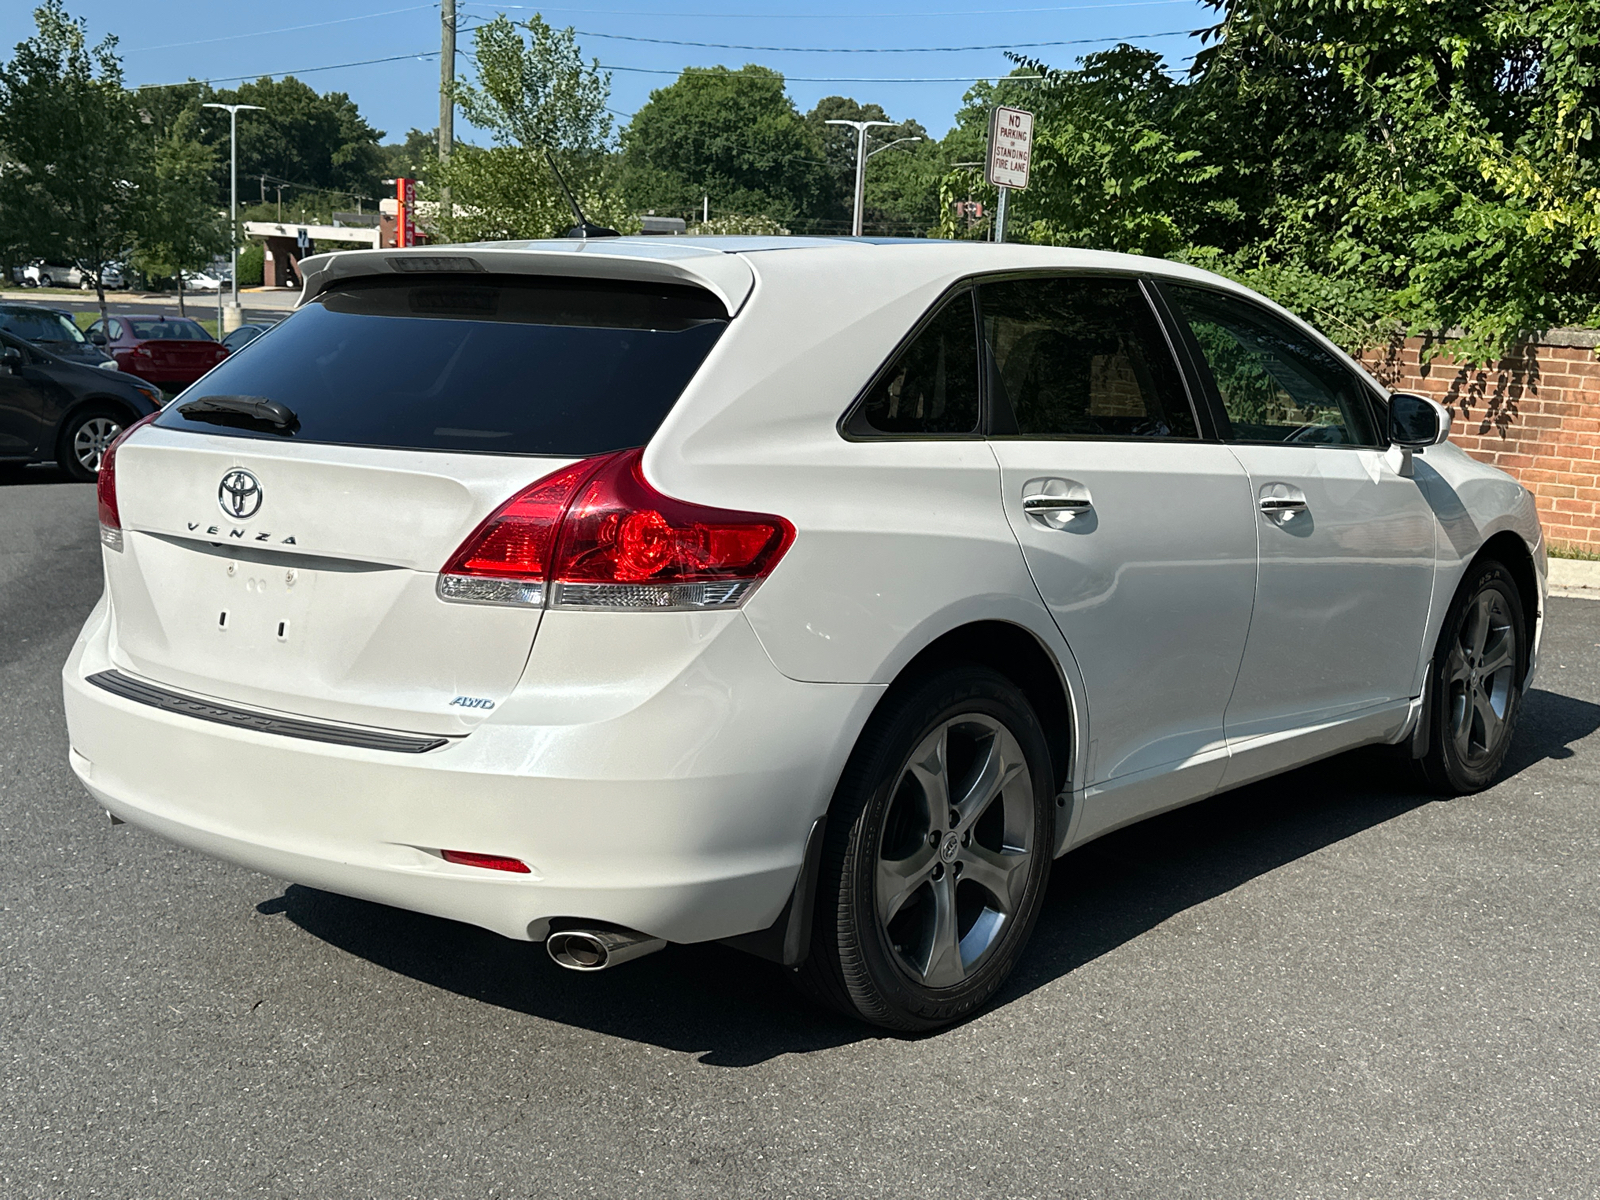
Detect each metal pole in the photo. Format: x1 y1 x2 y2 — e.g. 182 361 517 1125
203 103 263 328
826 119 894 238
995 186 1009 244
229 108 238 308
852 126 867 237
439 0 455 220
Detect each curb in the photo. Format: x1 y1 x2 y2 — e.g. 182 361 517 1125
1549 557 1600 600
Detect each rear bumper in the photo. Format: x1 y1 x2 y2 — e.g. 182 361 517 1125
63 598 881 945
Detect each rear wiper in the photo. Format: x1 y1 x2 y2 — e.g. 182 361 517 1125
178 394 298 431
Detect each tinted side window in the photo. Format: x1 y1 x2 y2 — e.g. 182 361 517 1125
1167 285 1377 446
980 276 1196 439
850 292 980 436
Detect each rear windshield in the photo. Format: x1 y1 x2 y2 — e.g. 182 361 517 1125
129 318 212 341
154 275 729 455
0 308 85 343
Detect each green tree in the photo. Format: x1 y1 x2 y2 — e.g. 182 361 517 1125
433 15 627 240
805 96 941 235
621 66 828 225
197 76 388 207
0 1 147 327
130 108 228 316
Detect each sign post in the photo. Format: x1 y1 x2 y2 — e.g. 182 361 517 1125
395 177 417 248
985 106 1034 244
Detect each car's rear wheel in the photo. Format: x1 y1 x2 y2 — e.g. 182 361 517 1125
1418 560 1526 794
798 665 1054 1031
58 407 124 482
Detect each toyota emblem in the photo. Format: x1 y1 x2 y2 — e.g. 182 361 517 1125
218 469 263 520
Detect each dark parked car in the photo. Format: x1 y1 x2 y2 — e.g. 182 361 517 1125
0 304 117 369
0 328 162 481
220 322 271 352
86 313 229 390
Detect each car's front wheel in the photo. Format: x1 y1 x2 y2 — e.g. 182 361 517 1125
1418 560 1526 794
799 665 1055 1031
57 407 124 482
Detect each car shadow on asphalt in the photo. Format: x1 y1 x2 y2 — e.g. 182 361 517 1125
260 684 1600 1066
0 463 73 486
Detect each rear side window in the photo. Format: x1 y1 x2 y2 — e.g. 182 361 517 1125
980 276 1197 440
154 275 729 456
847 291 981 436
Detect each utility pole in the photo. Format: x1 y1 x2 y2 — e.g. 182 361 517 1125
439 0 456 224
826 119 894 237
203 102 264 331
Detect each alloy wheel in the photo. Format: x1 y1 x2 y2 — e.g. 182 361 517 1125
1444 587 1518 766
875 713 1036 989
73 416 122 474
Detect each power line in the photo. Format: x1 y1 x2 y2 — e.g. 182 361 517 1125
470 1 1196 17
136 50 441 90
575 27 1195 53
122 5 439 54
601 64 1054 82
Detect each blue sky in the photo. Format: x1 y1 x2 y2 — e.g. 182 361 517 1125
2 1 1219 144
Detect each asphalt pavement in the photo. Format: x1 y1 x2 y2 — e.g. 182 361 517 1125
3 467 1597 1200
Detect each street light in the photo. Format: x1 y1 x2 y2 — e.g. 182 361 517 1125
826 119 895 237
203 102 264 327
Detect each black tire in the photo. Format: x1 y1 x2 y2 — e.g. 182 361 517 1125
56 405 125 483
797 664 1055 1031
1418 560 1526 794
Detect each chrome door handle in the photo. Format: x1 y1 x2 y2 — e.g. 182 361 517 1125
1023 496 1093 515
1257 483 1309 523
1258 497 1307 515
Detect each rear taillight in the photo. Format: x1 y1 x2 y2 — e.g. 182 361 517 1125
97 411 160 552
437 449 794 612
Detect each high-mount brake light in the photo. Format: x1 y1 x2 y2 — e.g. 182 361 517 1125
437 449 794 612
96 411 161 552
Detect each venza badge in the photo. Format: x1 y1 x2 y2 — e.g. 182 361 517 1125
218 469 264 520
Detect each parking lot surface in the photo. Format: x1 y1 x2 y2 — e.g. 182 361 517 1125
3 471 1597 1199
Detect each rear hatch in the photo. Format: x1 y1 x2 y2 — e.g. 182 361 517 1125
102 272 731 737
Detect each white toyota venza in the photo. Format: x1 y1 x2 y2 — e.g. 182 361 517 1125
64 239 1546 1030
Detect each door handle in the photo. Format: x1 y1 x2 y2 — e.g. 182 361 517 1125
1023 495 1093 515
1021 478 1094 529
1257 483 1309 523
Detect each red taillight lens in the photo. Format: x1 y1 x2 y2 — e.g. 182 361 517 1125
550 449 794 608
436 448 794 611
440 849 531 874
436 455 616 607
97 410 160 551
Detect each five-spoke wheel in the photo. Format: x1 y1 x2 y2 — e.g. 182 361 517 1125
799 665 1054 1031
1420 560 1525 793
58 407 124 482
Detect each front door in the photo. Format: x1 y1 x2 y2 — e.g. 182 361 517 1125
1160 283 1437 782
0 333 50 456
981 275 1258 837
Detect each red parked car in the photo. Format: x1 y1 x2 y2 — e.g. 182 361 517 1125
85 314 229 391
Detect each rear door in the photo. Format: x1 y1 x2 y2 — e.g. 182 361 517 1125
1159 282 1436 779
102 273 731 736
982 275 1257 831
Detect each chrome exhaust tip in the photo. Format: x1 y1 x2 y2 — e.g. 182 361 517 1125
546 927 666 972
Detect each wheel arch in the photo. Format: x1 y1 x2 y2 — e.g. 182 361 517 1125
1472 528 1540 677
53 395 142 469
891 619 1074 797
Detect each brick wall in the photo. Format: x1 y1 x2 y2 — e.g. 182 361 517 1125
1358 330 1600 553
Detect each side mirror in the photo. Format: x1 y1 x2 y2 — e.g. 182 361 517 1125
87 329 107 346
0 346 22 370
1389 392 1452 450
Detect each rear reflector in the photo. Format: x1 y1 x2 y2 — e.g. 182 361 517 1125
440 849 532 874
437 449 794 612
97 410 161 551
